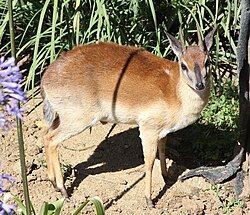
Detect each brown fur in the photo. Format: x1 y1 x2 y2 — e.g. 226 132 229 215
41 32 214 208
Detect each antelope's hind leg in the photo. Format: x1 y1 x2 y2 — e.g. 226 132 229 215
43 113 95 197
158 137 168 183
44 127 68 197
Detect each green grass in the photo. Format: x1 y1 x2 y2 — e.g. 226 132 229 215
0 0 240 94
211 185 244 213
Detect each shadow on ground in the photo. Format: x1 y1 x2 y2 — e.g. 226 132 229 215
70 127 143 193
69 122 237 204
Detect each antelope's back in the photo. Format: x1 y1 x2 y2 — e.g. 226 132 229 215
41 42 180 114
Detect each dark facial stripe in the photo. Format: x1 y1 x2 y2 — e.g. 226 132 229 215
194 62 202 84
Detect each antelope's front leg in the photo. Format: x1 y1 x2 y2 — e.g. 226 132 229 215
139 126 159 208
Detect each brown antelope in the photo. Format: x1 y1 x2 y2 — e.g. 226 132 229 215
41 28 216 208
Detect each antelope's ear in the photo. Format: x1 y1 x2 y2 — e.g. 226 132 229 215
166 32 183 58
205 27 217 51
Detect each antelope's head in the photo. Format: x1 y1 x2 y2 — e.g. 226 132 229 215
167 27 216 91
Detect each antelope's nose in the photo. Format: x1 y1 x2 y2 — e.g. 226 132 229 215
195 82 205 90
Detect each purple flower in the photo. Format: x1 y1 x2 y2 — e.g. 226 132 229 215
0 202 16 215
0 56 26 131
0 170 16 215
0 174 15 197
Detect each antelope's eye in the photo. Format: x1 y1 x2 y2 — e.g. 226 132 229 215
181 63 187 71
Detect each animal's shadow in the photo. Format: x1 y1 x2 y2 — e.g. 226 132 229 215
68 126 184 206
71 127 143 183
68 123 236 206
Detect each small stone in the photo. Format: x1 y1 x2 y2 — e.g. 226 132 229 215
27 175 37 182
120 180 128 185
35 120 45 129
31 123 38 129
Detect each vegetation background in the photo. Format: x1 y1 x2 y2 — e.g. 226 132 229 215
0 0 243 214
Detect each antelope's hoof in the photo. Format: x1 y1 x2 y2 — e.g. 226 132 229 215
146 197 155 209
59 187 69 198
51 181 69 198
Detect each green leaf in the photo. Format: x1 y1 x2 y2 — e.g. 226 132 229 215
39 201 49 215
10 194 27 215
90 196 105 215
39 198 65 215
72 196 105 215
25 0 50 91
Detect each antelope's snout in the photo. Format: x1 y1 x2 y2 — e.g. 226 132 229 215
194 62 206 91
195 82 205 91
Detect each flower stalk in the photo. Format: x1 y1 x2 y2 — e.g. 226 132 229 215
7 0 32 214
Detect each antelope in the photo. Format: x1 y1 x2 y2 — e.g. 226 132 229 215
41 28 216 208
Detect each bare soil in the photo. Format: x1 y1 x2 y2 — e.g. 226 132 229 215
1 89 249 215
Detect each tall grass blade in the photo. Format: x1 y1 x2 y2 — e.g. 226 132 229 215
73 0 80 45
0 0 17 42
147 0 157 31
50 0 58 62
25 0 50 91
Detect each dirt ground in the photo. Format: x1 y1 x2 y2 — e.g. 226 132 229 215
1 89 250 215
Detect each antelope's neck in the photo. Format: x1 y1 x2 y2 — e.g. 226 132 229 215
178 78 210 118
159 78 210 139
